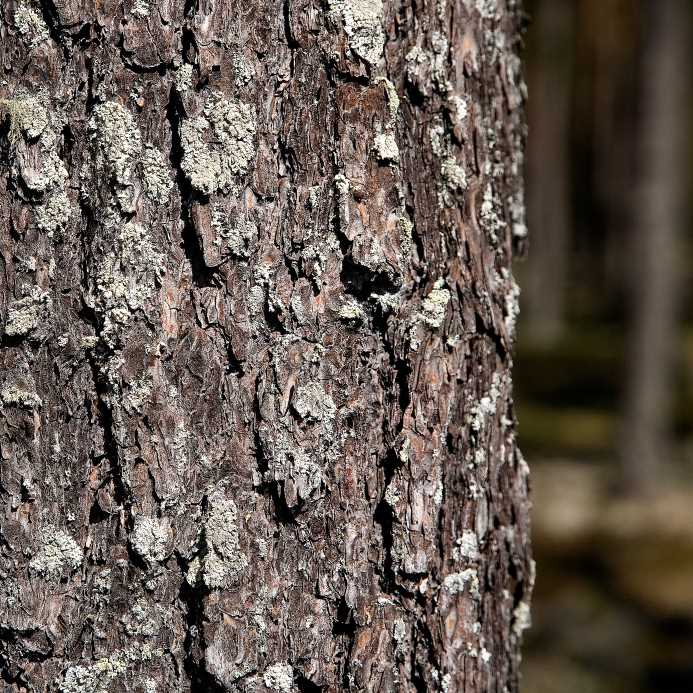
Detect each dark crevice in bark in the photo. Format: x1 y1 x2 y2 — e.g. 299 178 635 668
88 496 111 524
332 598 358 690
262 299 290 336
181 27 199 67
340 256 401 302
184 0 200 19
252 389 299 524
83 350 132 516
70 21 100 51
282 0 299 50
411 653 431 691
116 33 176 75
177 573 218 692
474 311 508 363
373 490 397 592
412 616 439 691
36 0 70 59
166 86 221 289
0 661 29 690
295 671 325 692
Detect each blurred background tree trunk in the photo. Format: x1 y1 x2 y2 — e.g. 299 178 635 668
621 0 690 493
525 0 574 345
0 0 532 690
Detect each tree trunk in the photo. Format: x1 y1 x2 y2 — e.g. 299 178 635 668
0 0 532 691
524 0 572 345
621 0 690 493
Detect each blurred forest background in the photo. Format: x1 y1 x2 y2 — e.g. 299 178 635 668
517 1 693 691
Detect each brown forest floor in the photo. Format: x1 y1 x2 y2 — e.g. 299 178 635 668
517 330 693 693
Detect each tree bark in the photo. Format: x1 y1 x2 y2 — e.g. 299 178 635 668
0 0 532 691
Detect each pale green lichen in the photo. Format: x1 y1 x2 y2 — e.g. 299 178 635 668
35 189 71 234
440 157 467 198
29 529 83 577
373 132 399 164
449 94 469 123
378 77 400 123
174 63 193 93
93 568 112 602
91 220 164 360
509 190 528 239
4 289 50 337
231 53 253 85
430 120 467 206
130 516 169 563
468 372 502 432
131 0 150 18
140 144 172 204
259 429 323 506
405 34 451 96
405 47 427 88
328 0 385 66
419 279 450 328
263 663 294 692
338 299 365 323
502 268 521 338
1 94 71 233
124 373 153 412
371 290 401 313
211 205 257 257
479 184 506 243
443 568 480 598
464 0 498 19
121 599 160 637
180 93 256 196
1 384 42 409
453 530 480 562
393 618 407 658
1 94 48 142
430 32 452 92
14 3 49 48
58 643 163 693
395 214 414 266
89 101 143 212
292 383 336 424
199 488 248 589
512 601 532 638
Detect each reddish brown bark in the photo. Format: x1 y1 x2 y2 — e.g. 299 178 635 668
0 0 532 690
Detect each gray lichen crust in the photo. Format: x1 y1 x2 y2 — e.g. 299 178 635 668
58 644 164 693
180 93 257 195
29 529 83 578
1 93 71 233
89 101 143 212
140 144 173 204
192 487 248 589
409 279 451 349
327 0 385 66
4 289 50 338
130 517 170 564
14 3 49 48
263 663 295 691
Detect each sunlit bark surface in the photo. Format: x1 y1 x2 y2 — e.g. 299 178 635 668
0 0 531 690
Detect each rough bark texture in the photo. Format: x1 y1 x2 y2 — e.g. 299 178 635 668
0 0 532 691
